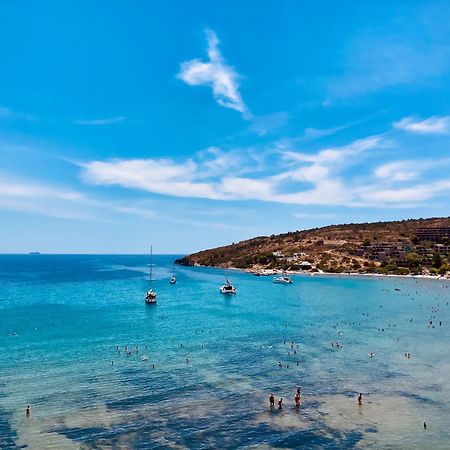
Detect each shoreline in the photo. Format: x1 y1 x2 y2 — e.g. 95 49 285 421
182 263 450 282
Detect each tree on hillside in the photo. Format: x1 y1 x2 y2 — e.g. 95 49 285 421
433 253 443 269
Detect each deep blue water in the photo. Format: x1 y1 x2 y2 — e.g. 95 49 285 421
0 254 449 449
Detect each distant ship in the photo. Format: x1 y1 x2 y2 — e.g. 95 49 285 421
29 252 41 255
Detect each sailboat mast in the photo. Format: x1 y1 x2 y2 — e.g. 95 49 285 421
150 245 153 284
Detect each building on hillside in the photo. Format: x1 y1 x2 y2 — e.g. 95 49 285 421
415 227 450 242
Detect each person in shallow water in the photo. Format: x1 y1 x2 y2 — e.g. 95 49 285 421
269 393 275 408
295 393 301 407
358 393 363 405
26 405 30 416
278 398 283 410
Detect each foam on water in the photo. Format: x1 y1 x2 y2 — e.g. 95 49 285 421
0 254 449 449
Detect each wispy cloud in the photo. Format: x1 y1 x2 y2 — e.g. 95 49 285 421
393 116 450 134
81 126 450 209
0 176 160 222
79 135 412 208
249 112 289 136
0 106 38 122
374 159 450 182
327 4 450 98
293 212 335 220
357 180 450 206
74 116 126 125
0 179 96 220
178 29 250 117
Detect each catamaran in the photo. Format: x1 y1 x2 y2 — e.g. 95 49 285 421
145 246 157 304
220 270 237 294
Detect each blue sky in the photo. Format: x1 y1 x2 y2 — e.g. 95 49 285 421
1 0 450 253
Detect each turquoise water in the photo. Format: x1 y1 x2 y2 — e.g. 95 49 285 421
0 255 449 449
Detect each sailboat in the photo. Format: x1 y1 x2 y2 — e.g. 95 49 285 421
220 269 237 294
169 268 176 284
145 246 157 304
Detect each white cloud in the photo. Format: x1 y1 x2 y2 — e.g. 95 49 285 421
80 137 377 206
393 116 450 134
375 161 419 181
373 159 450 182
79 135 450 209
74 116 126 125
82 158 225 200
178 30 250 117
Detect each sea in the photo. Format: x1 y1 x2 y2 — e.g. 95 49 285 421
0 254 449 449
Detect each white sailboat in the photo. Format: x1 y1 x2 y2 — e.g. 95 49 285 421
145 246 157 304
220 269 237 294
169 269 176 284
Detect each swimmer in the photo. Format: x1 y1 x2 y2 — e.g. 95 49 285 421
269 393 275 408
26 405 30 416
358 393 363 405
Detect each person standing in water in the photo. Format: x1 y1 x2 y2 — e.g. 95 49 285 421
278 398 283 410
295 393 301 407
358 393 363 405
269 393 275 408
26 405 30 416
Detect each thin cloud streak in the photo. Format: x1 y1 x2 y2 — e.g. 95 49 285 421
0 106 38 122
74 116 126 125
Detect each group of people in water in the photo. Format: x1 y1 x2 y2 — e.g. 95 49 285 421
269 387 364 410
269 386 302 410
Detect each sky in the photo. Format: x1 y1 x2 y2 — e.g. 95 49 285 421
1 0 450 254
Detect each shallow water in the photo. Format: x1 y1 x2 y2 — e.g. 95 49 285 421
0 254 449 449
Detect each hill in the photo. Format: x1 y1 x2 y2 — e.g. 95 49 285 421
175 217 450 276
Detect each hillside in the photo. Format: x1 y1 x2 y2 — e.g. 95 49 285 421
176 217 450 275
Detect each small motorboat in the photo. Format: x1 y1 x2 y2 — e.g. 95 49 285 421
273 274 293 284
